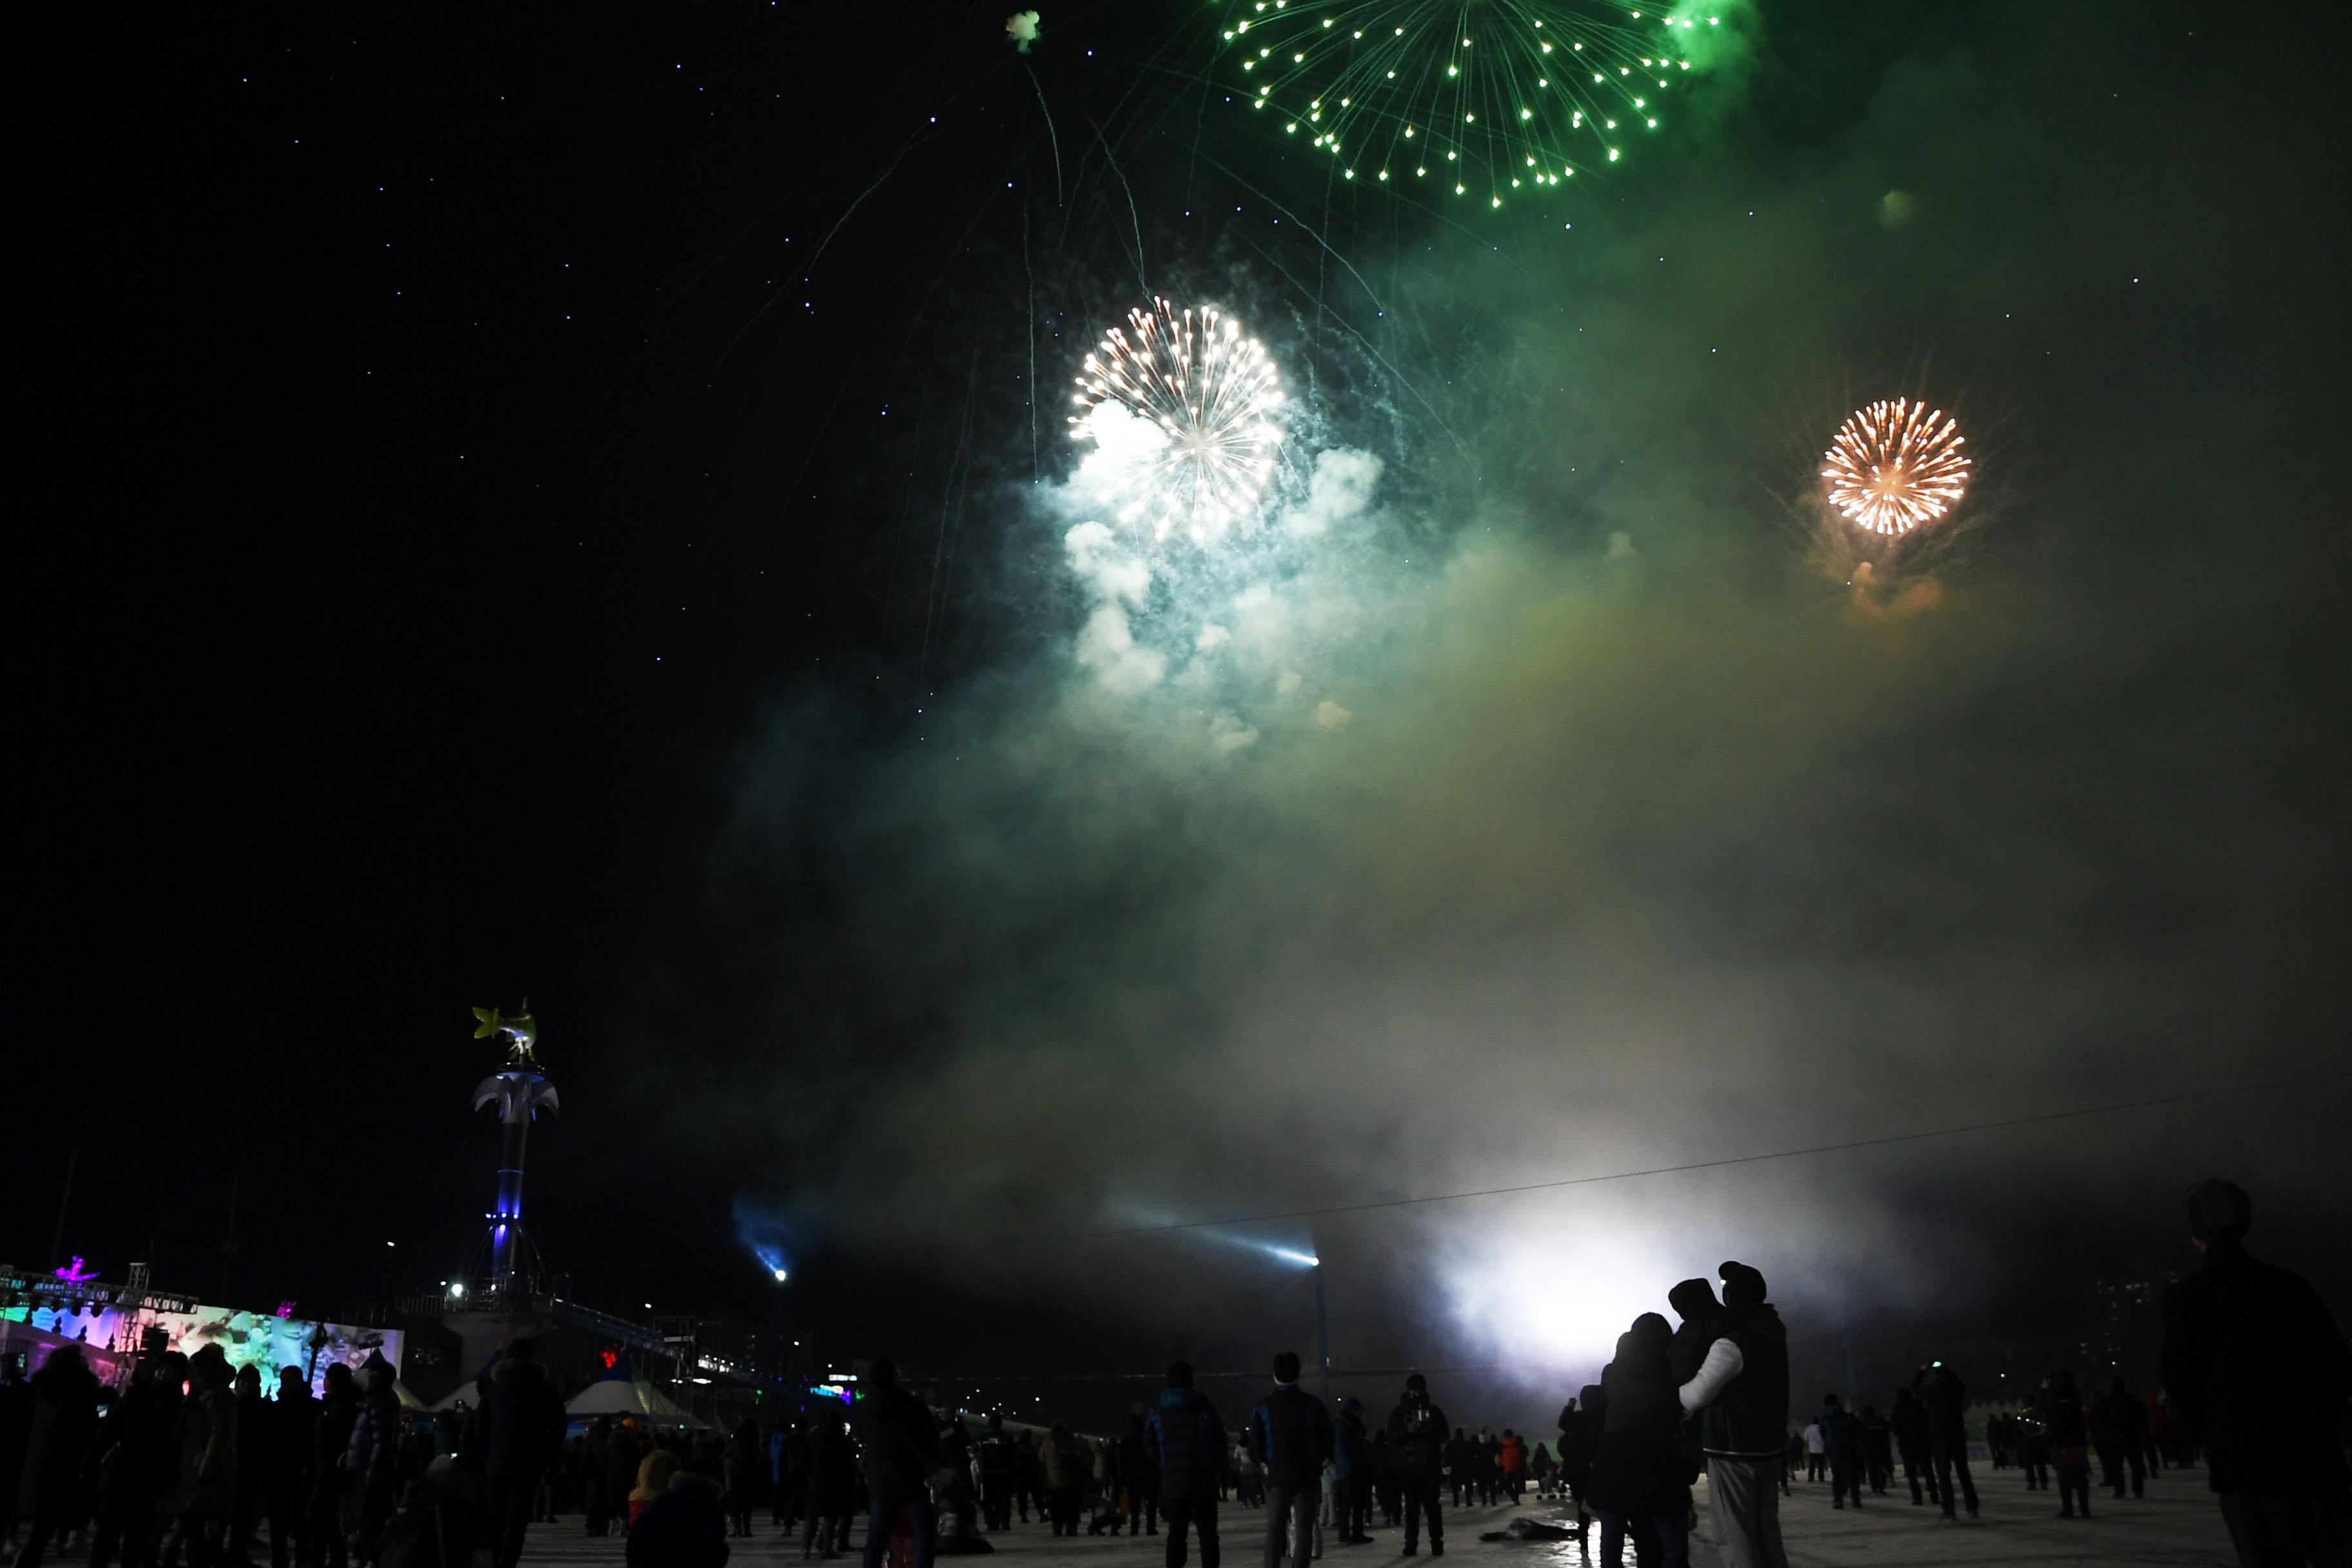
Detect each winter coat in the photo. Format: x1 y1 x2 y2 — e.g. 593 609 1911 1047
1887 1391 1929 1456
1912 1366 1967 1445
1246 1385 1333 1491
1334 1411 1373 1483
93 1376 182 1507
311 1391 359 1505
174 1386 240 1517
269 1388 318 1498
2039 1384 2088 1453
347 1391 401 1478
725 1429 763 1500
1556 1391 1600 1487
2160 1240 2352 1494
627 1473 732 1568
1385 1396 1447 1482
848 1386 943 1507
607 1429 649 1506
1041 1431 1088 1492
1587 1321 1688 1520
1496 1432 1525 1476
1145 1387 1230 1501
15 1353 101 1521
1694 1304 1788 1458
480 1360 567 1479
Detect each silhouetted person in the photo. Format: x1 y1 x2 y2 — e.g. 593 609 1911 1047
1386 1377 1447 1558
1857 1406 1891 1496
1041 1424 1086 1538
176 1347 241 1568
1589 1315 1690 1568
2038 1371 2092 1519
306 1364 358 1568
1146 1361 1228 1568
800 1409 856 1558
1333 1402 1372 1542
265 1367 317 1568
2160 1177 2352 1567
89 1351 185 1568
1886 1389 1933 1507
1246 1353 1330 1568
628 1469 730 1568
975 1414 1015 1533
1911 1362 1977 1521
12 1346 100 1568
1819 1397 1863 1511
2097 1377 2148 1499
480 1340 565 1568
346 1363 402 1563
848 1359 941 1568
726 1420 762 1538
1554 1393 1597 1531
1676 1262 1788 1568
230 1364 268 1564
2014 1400 2050 1493
1121 1411 1159 1536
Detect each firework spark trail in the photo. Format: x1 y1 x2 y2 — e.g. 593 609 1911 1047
1217 0 1723 204
1821 398 1972 535
1071 300 1286 544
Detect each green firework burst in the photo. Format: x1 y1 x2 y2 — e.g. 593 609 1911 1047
1216 0 1725 205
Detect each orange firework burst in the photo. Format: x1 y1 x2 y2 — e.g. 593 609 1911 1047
1821 398 1972 535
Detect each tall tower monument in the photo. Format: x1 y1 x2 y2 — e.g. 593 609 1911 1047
469 1004 560 1295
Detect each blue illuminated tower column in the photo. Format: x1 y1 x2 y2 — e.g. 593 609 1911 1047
469 1004 559 1295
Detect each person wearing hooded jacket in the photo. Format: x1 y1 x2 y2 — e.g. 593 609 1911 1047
2160 1177 2352 1567
1588 1316 1689 1568
1674 1261 1787 1568
1146 1362 1230 1568
479 1340 567 1568
1384 1376 1447 1558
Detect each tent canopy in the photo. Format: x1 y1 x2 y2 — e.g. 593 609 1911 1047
566 1374 706 1427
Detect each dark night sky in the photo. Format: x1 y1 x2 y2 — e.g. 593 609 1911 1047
14 0 2349 1420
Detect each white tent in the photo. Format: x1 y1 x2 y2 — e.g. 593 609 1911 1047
566 1374 707 1428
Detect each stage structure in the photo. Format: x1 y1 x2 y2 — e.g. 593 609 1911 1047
469 1003 560 1296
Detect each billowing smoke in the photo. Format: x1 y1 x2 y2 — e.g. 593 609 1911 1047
647 7 2349 1402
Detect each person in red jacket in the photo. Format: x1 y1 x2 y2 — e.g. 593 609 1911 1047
1497 1431 1526 1504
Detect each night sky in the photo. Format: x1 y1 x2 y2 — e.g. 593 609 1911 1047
16 0 2349 1418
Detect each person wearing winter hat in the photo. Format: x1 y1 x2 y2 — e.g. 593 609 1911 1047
1674 1262 1788 1568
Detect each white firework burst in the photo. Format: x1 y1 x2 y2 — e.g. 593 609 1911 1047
1070 299 1285 543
